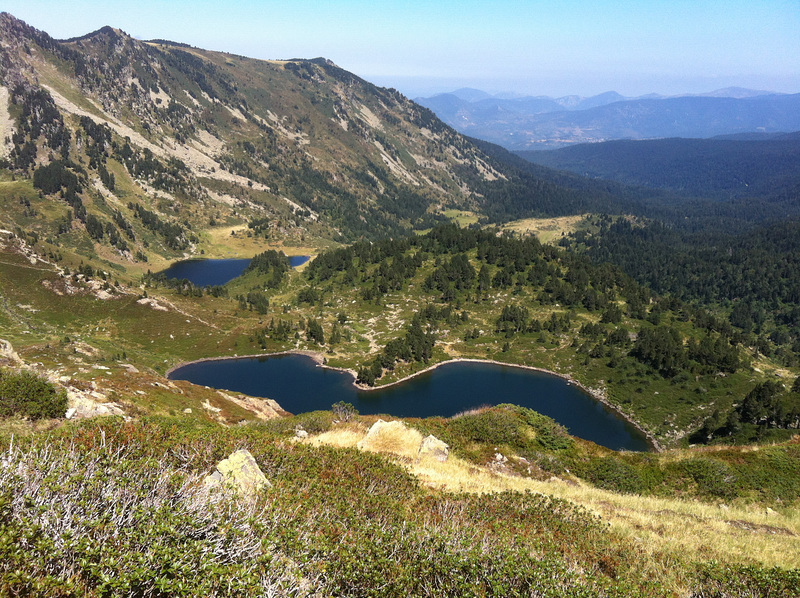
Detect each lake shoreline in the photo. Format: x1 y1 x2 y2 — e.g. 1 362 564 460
167 350 662 452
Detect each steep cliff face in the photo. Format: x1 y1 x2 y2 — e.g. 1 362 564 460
0 12 510 263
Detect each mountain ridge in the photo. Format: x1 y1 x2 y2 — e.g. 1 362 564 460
416 86 800 150
0 11 512 253
4 10 705 272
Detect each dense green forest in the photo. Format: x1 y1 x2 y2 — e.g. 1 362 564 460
564 218 800 361
471 133 800 384
517 135 800 200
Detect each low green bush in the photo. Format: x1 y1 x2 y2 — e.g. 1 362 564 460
2 417 796 595
696 563 800 598
0 418 650 596
0 368 67 420
679 457 739 499
581 456 647 494
446 404 574 457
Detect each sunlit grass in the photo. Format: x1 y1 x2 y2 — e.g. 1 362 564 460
442 209 480 227
500 214 594 243
303 422 800 572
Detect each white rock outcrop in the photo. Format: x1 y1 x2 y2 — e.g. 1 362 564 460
65 388 125 419
356 419 426 459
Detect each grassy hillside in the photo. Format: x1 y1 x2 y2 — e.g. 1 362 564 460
2 416 799 597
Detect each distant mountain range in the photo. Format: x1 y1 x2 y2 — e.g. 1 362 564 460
416 88 800 150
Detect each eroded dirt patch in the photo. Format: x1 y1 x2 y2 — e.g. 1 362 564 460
726 520 796 536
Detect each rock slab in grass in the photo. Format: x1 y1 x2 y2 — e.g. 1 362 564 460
357 419 425 458
418 434 449 462
205 449 271 497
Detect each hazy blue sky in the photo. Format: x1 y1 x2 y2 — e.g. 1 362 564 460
4 0 799 98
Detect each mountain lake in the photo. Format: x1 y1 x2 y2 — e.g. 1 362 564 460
169 353 652 451
159 255 311 287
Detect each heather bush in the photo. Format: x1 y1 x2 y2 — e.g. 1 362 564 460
0 368 67 420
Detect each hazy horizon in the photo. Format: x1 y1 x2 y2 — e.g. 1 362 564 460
373 79 796 101
4 1 799 100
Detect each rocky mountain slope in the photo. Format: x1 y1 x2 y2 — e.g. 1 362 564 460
0 12 511 262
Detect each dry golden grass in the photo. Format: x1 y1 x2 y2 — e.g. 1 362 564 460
305 426 368 449
200 225 266 258
198 225 317 264
441 209 480 227
356 420 425 459
304 423 800 571
500 214 590 244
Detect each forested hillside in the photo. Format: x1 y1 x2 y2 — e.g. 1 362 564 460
564 219 800 368
518 136 800 200
284 224 797 445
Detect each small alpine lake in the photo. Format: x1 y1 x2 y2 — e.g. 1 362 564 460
168 353 652 451
159 255 311 287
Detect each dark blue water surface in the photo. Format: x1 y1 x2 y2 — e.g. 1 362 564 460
160 258 252 287
289 255 311 267
169 354 651 451
160 255 311 286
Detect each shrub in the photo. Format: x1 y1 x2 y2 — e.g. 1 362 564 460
0 442 310 596
696 563 800 598
680 458 738 499
0 369 67 419
450 407 524 447
332 400 357 422
446 405 574 457
583 456 647 494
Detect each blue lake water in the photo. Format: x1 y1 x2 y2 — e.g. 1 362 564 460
160 255 311 286
289 255 311 268
169 354 651 451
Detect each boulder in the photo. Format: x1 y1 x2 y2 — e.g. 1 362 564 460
65 388 125 419
204 449 270 497
418 434 449 462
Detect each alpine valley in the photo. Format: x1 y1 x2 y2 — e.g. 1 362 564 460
1 13 799 597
